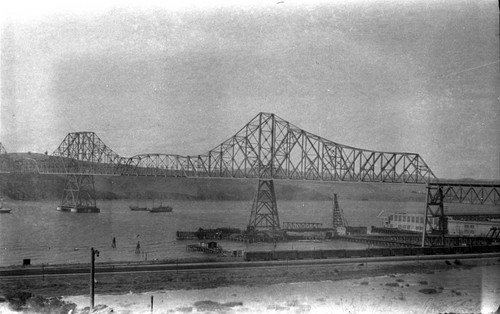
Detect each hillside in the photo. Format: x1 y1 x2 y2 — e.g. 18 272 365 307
0 172 426 202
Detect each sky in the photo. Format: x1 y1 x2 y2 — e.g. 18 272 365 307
0 0 499 180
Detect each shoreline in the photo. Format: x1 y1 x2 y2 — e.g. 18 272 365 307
69 264 500 314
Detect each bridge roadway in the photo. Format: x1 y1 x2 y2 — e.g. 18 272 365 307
1 252 499 280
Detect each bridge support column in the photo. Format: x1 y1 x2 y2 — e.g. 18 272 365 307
421 185 446 247
332 193 346 229
248 179 280 230
60 174 98 211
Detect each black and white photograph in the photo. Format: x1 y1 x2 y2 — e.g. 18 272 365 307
1 0 499 313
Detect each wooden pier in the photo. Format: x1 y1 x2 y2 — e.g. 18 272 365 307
337 235 415 247
338 234 495 247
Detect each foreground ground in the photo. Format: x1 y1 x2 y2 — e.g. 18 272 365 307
1 256 499 313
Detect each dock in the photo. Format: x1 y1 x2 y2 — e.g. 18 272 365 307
186 244 223 254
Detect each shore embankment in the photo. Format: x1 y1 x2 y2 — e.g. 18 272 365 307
1 253 499 296
1 255 499 313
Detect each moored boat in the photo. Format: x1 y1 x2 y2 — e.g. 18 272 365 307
57 205 100 213
129 205 149 211
0 198 12 213
149 205 173 213
149 197 173 213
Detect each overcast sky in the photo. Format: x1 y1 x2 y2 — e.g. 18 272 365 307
1 0 499 180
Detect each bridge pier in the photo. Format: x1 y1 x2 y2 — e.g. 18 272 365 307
59 174 99 212
248 179 280 230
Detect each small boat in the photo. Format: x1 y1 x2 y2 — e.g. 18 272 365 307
129 205 149 211
0 198 12 214
149 198 173 213
149 205 173 213
57 205 100 213
130 198 149 211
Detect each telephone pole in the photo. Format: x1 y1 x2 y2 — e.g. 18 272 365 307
90 247 99 309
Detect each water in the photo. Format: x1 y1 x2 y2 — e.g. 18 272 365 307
0 198 482 267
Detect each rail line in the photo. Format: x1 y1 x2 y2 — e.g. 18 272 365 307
1 252 499 280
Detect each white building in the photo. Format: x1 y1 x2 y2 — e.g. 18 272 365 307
385 213 439 232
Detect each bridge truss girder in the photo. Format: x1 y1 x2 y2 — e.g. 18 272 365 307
12 113 436 184
283 222 323 230
52 132 123 175
421 182 500 247
119 113 436 183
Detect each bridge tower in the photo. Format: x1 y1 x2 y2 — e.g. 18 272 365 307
0 142 7 155
420 182 500 247
53 132 118 212
248 179 280 230
60 174 98 211
421 185 446 247
0 143 10 173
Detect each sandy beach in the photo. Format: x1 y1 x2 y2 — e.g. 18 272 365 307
61 263 499 314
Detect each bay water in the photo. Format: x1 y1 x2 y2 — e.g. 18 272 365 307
0 199 433 266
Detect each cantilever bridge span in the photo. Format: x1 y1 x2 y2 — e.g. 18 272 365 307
1 112 499 246
14 112 437 183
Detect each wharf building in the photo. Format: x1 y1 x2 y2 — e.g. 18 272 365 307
384 213 500 237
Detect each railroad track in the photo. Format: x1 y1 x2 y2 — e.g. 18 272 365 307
2 252 500 280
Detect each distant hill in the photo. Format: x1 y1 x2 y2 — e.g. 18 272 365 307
0 172 427 202
5 152 51 160
2 153 496 202
0 152 432 202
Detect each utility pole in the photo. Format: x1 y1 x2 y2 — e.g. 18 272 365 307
90 247 100 310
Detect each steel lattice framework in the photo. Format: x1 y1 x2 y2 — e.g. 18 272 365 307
248 179 280 230
52 132 124 175
120 113 436 183
438 182 500 205
332 193 347 228
283 222 323 230
61 174 97 210
0 143 7 155
0 142 10 173
11 113 437 183
3 113 499 231
422 181 500 247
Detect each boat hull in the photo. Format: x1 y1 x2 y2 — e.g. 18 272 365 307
57 206 100 213
149 206 173 213
130 206 149 211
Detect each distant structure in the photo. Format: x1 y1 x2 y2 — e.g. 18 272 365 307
332 193 347 229
0 143 7 154
0 143 10 173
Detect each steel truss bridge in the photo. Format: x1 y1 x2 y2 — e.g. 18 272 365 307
4 112 436 182
1 112 499 246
